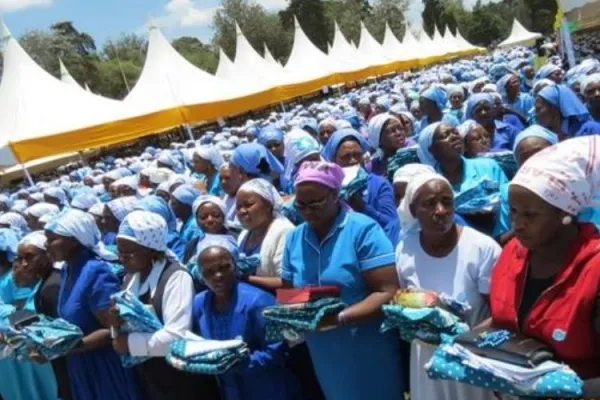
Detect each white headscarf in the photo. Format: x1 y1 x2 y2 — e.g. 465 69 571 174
510 136 600 216
26 202 60 219
194 146 225 170
398 172 452 234
88 203 105 218
367 113 398 158
237 178 284 217
106 196 138 222
20 231 47 251
45 209 118 261
0 212 29 236
192 195 227 217
392 164 436 184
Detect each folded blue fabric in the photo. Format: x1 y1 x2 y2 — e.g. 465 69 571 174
381 305 469 343
262 297 346 342
339 168 369 202
386 147 420 179
237 253 261 275
426 343 584 398
111 290 163 367
479 151 518 180
454 179 501 215
20 317 83 360
166 340 250 375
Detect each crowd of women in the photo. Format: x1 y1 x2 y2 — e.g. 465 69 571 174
0 43 599 400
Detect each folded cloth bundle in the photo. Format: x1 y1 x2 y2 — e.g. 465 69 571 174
454 178 501 215
381 305 469 343
479 151 518 180
425 342 584 398
167 336 250 375
237 253 261 276
339 166 369 202
386 146 420 180
262 297 347 342
111 290 163 367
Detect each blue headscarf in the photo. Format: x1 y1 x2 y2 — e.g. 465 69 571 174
537 84 591 135
321 128 370 162
465 93 494 120
421 87 449 111
231 143 284 181
258 125 284 145
196 234 239 264
495 73 513 102
535 64 562 81
70 192 100 211
299 118 318 135
417 122 441 166
135 195 178 232
512 125 559 154
0 228 19 263
171 184 201 207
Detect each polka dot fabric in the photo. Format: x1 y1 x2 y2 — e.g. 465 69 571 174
166 340 250 375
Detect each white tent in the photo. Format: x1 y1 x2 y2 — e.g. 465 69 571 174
381 23 404 59
0 22 124 168
400 28 419 61
356 21 392 67
497 18 542 48
263 44 279 66
59 58 83 89
328 21 370 73
215 48 236 80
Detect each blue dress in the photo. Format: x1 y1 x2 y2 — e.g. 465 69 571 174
180 216 200 246
167 231 185 261
572 119 600 137
364 174 401 246
508 93 534 116
206 173 224 197
58 249 142 400
0 275 58 400
193 282 301 400
282 209 405 400
489 120 520 152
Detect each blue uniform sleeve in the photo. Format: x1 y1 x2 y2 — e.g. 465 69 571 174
167 233 185 262
191 293 205 334
355 218 396 271
88 262 121 313
489 159 509 186
363 177 401 246
281 232 295 283
492 183 511 238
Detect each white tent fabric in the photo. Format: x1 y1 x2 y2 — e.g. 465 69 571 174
0 22 124 168
215 48 235 80
497 18 542 48
328 21 370 73
400 29 419 61
124 23 239 114
59 58 83 89
264 44 279 66
381 23 404 59
356 22 392 67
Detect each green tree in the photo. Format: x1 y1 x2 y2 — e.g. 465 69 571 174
522 0 557 34
51 21 96 55
422 0 444 37
462 0 511 46
365 0 407 43
172 36 218 73
97 33 147 98
324 0 373 46
280 0 329 53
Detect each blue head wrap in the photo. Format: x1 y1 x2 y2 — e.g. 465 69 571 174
512 125 559 154
495 73 513 102
535 64 562 81
231 143 284 181
196 234 239 264
258 125 284 145
70 192 100 211
171 184 201 207
299 118 318 135
0 228 19 262
465 93 494 120
417 122 442 166
421 87 449 111
321 128 369 162
537 84 590 134
343 111 361 130
135 195 178 232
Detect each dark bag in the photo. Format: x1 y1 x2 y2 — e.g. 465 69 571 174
8 309 40 330
455 326 554 368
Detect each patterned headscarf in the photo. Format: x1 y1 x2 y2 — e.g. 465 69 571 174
135 195 178 232
43 187 67 206
195 234 239 264
171 184 201 206
25 203 60 219
70 192 100 211
0 212 29 236
106 196 138 222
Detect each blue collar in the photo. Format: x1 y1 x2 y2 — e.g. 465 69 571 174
304 207 350 249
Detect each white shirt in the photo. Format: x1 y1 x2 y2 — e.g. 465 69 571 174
126 259 195 357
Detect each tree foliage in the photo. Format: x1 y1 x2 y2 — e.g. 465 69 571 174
172 36 218 73
366 0 408 43
280 0 329 53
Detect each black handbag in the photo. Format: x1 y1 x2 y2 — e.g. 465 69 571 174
455 326 555 368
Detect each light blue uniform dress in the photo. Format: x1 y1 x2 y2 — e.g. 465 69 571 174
282 209 405 400
0 273 58 400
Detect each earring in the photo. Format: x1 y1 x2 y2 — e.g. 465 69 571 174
562 215 573 225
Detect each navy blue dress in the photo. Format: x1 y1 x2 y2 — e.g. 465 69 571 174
59 249 142 400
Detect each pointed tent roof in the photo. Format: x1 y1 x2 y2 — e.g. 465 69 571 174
356 21 390 66
0 21 124 167
497 18 542 48
263 44 279 65
284 16 335 84
328 21 370 72
84 82 92 93
215 48 235 79
124 23 238 114
382 23 404 58
59 58 83 89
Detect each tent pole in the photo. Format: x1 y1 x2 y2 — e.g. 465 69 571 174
184 124 194 141
78 151 87 166
280 102 286 113
21 164 35 187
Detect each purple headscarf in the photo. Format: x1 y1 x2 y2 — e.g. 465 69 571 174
294 161 345 191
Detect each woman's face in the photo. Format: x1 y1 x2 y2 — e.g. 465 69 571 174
84 177 95 187
117 238 154 275
219 166 242 197
508 185 566 250
335 139 364 168
431 124 463 160
26 214 43 231
419 98 438 118
381 118 407 152
393 182 408 207
523 66 535 80
464 126 491 158
196 203 225 234
515 137 553 166
411 106 422 120
584 81 600 110
295 182 338 231
534 97 561 132
200 247 236 298
548 69 564 84
506 75 521 98
193 154 211 175
13 244 48 286
139 174 151 188
450 93 464 109
411 180 454 234
319 124 336 146
45 231 80 263
236 191 273 230
472 101 494 127
103 177 115 193
102 205 121 233
397 114 414 137
92 214 105 234
266 140 284 160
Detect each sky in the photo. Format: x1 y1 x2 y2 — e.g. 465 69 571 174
0 0 431 46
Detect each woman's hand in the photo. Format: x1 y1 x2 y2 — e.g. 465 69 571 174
112 334 129 354
317 312 340 331
107 302 123 329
